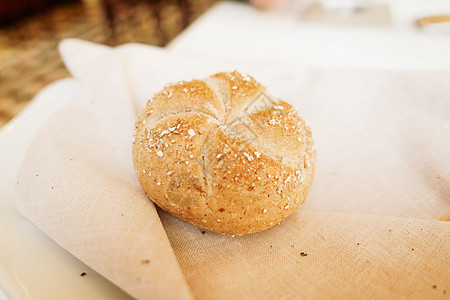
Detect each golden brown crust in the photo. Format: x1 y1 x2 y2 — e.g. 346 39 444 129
132 71 316 235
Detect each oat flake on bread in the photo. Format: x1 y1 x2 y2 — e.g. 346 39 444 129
132 71 316 235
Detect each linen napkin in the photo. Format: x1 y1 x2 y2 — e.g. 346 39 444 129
16 39 449 299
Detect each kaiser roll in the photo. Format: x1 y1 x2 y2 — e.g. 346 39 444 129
132 71 316 235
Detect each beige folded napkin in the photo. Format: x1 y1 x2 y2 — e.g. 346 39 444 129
16 39 449 299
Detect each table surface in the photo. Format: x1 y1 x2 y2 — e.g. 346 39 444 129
2 1 450 298
168 1 450 70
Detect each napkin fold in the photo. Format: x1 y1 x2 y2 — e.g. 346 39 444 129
16 39 449 299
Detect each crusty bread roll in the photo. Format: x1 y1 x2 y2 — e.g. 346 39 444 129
132 71 315 235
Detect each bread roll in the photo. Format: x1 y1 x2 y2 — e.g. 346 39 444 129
132 71 315 235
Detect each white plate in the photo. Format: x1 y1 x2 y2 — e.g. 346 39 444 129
0 79 131 299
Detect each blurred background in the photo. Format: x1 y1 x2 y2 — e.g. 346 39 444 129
0 0 449 128
0 0 219 127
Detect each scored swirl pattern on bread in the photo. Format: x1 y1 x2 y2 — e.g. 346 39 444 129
133 71 315 235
